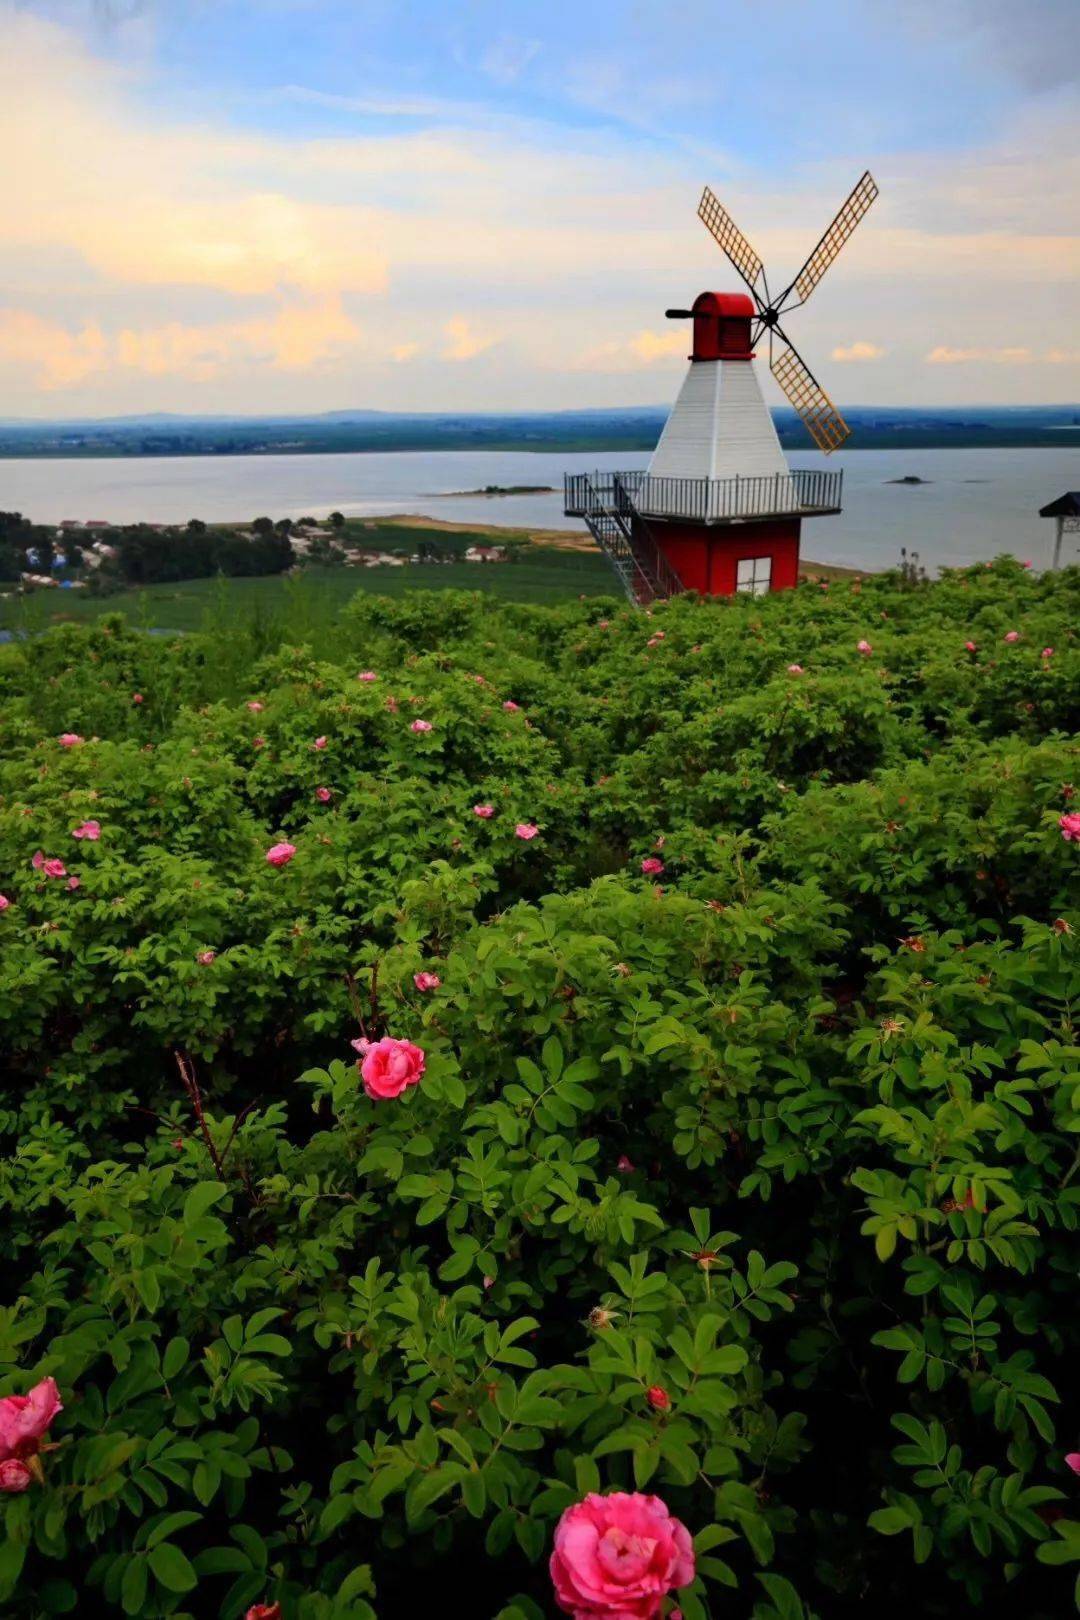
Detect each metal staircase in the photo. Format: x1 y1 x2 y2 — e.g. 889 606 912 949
564 472 684 607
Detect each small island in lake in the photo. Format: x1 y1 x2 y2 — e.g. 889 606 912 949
447 483 557 497
886 475 932 485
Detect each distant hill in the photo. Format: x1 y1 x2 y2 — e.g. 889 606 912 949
0 404 1076 458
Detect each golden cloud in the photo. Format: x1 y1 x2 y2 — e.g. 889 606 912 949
0 300 360 388
832 341 885 361
0 310 109 389
568 329 688 372
925 345 1034 364
442 318 497 361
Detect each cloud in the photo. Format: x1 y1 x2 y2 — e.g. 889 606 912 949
924 345 1034 364
569 329 688 372
441 317 496 361
832 341 885 361
0 309 109 389
0 4 1076 413
281 84 496 123
479 36 541 86
0 300 360 388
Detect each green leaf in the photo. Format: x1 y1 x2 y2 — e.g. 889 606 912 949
869 1506 913 1536
162 1337 189 1380
146 1511 202 1549
147 1541 198 1593
183 1182 227 1225
120 1556 148 1616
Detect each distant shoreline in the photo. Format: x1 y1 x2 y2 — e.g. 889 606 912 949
0 405 1076 460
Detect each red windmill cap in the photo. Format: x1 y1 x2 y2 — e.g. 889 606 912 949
692 291 755 317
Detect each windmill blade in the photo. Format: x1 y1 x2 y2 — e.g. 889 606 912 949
771 342 850 454
697 186 766 302
782 170 878 309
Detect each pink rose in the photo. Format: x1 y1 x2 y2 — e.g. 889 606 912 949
43 859 67 879
410 719 433 733
1060 813 1080 843
266 842 297 866
315 787 332 803
515 823 539 840
58 733 83 748
598 620 610 629
617 1155 635 1173
31 851 44 870
646 1386 670 1411
245 1606 281 1620
353 1035 426 1100
1022 559 1032 568
1042 647 1054 658
247 700 264 712
0 1459 31 1493
414 971 441 991
640 857 664 876
0 896 8 912
253 736 266 749
72 820 100 841
856 640 872 655
503 701 521 712
1065 1453 1080 1475
0 1377 62 1461
357 671 377 682
196 950 216 965
1004 630 1020 643
965 641 977 652
132 693 143 705
550 1492 695 1620
787 664 804 675
313 736 328 751
66 876 80 891
473 804 495 818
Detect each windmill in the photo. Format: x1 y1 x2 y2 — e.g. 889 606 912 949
684 171 879 452
564 170 880 605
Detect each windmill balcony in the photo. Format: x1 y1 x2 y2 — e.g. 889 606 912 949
564 467 843 525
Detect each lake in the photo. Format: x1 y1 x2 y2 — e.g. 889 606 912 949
1 446 1077 572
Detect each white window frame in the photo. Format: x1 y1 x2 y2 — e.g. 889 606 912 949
735 555 772 596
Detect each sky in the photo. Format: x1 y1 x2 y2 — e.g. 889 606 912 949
1 0 1078 417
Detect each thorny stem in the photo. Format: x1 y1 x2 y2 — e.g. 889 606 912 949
344 958 382 1041
174 1050 225 1179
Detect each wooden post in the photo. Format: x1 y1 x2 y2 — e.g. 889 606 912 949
1052 515 1064 571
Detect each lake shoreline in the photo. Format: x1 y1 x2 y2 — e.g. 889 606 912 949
2 445 1073 572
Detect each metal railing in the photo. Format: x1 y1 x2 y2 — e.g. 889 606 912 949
565 467 842 523
559 470 684 605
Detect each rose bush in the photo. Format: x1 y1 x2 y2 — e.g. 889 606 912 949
0 558 1077 1618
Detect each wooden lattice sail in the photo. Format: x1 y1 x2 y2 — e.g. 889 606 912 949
770 345 851 453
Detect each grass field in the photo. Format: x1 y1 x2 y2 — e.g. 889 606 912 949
0 550 620 636
0 512 864 638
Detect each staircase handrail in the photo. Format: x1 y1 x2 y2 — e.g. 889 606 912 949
610 473 684 599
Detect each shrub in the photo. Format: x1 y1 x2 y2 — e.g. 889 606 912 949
0 562 1077 1618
